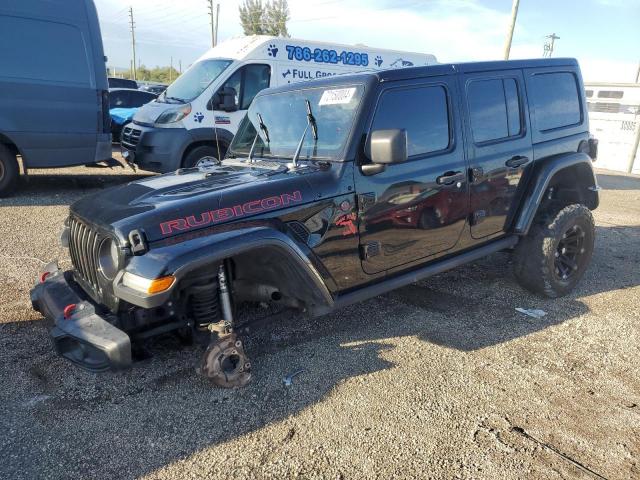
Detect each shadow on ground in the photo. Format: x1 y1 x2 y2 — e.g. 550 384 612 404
1 222 637 479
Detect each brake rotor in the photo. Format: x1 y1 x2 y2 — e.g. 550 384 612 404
199 333 252 388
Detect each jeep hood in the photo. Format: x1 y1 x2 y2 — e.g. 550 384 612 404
70 162 328 243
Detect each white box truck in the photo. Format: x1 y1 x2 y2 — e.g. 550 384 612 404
121 35 437 172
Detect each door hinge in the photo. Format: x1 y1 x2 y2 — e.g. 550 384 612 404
470 210 487 226
360 242 380 260
357 193 375 214
470 167 484 183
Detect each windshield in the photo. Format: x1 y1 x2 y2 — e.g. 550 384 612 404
228 85 364 161
160 59 233 103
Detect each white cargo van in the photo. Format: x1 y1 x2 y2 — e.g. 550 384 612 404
121 35 437 172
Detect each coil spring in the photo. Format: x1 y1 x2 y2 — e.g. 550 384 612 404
189 281 220 329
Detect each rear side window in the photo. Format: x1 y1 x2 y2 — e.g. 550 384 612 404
467 78 522 143
530 72 581 131
371 85 450 156
0 15 90 84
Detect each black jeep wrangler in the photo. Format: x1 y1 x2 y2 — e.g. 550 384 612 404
31 58 599 387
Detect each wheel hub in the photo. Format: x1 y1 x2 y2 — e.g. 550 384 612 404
198 333 252 388
554 224 585 281
195 156 218 169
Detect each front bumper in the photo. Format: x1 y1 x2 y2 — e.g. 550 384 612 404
30 264 132 372
120 123 189 173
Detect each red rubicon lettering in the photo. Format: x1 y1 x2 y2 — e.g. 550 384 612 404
159 190 303 235
160 219 189 235
186 212 212 228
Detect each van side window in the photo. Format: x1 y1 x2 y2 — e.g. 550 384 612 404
242 64 271 109
0 16 90 84
467 78 521 143
530 72 581 131
214 64 271 111
371 86 450 157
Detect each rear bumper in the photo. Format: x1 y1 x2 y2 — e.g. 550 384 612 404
30 264 132 372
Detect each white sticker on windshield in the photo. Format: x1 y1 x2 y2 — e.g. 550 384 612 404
319 87 356 106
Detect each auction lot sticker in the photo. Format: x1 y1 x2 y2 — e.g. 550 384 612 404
319 87 356 105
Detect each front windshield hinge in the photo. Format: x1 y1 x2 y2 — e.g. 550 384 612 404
290 100 318 169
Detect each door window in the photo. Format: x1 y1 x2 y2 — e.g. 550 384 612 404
109 91 129 108
371 85 450 157
467 78 522 143
213 64 271 111
530 72 581 131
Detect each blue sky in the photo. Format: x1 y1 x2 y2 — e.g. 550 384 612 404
95 0 640 81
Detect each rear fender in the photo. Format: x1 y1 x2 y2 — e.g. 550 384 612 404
512 152 599 235
113 226 335 314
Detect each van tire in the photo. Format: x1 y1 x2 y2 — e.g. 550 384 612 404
513 204 595 298
182 146 222 168
0 145 19 197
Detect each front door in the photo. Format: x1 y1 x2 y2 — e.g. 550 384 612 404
355 77 468 274
460 70 533 239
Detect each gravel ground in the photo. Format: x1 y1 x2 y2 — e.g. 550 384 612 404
0 165 638 480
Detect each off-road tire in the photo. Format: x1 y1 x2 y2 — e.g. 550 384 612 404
182 145 221 169
0 144 19 198
514 204 595 298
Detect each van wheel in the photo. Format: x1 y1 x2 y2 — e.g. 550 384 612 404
0 145 19 197
513 204 595 298
182 146 222 169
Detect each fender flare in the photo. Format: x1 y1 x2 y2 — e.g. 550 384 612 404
512 152 599 235
114 226 335 313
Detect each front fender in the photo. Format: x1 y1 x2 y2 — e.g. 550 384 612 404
512 152 599 235
113 226 335 312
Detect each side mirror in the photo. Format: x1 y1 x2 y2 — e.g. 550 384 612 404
214 86 238 112
362 129 407 175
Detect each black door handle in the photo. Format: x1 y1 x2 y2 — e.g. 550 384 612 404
505 155 529 168
436 171 465 185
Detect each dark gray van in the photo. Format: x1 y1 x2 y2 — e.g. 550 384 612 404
0 0 110 196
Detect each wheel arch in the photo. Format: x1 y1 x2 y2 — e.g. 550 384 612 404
181 127 234 166
115 227 335 315
512 152 599 235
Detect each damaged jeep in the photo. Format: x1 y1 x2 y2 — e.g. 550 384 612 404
31 58 600 387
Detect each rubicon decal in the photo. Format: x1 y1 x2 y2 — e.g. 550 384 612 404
160 191 303 235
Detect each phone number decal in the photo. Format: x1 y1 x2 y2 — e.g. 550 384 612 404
285 45 369 67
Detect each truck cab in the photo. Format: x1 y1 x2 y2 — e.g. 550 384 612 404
120 35 438 173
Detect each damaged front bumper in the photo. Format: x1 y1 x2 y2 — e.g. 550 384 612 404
30 264 132 372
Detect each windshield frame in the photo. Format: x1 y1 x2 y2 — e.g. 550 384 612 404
228 83 366 163
158 58 234 104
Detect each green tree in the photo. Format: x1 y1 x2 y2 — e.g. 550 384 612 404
266 0 290 37
239 0 289 37
239 0 266 35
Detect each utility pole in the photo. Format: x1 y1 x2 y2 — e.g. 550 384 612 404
170 56 173 83
215 4 220 47
207 0 218 48
543 33 560 57
635 61 640 83
129 7 137 80
502 0 520 60
179 60 182 74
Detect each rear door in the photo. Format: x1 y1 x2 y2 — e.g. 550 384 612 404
460 70 533 239
355 76 469 274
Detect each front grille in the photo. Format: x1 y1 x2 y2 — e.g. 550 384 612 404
68 216 102 291
121 126 141 148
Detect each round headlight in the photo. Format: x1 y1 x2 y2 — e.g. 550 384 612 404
98 238 120 280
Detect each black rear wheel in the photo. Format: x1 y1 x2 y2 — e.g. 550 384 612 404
182 145 222 169
514 204 595 298
0 144 19 198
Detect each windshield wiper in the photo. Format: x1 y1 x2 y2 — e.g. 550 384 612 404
247 113 269 164
165 95 185 104
291 99 318 168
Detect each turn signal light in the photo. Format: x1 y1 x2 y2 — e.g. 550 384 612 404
122 272 175 295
